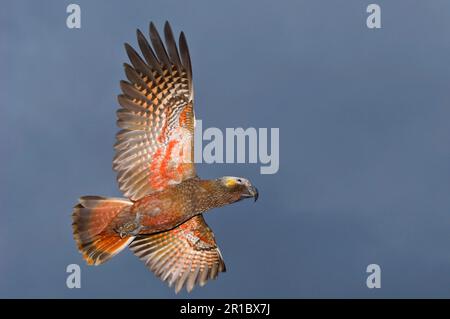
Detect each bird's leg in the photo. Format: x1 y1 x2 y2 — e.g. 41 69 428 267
114 212 143 238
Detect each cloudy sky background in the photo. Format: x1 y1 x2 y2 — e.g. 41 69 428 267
1 0 450 298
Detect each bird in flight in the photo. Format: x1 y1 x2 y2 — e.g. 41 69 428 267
72 21 258 293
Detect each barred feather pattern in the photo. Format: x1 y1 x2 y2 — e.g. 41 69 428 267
114 21 195 201
129 215 226 293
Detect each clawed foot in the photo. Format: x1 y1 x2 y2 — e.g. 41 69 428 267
114 213 143 238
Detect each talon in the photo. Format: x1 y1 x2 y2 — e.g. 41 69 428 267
114 214 143 237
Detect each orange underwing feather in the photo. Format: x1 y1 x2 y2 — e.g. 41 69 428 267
129 215 226 293
114 21 195 201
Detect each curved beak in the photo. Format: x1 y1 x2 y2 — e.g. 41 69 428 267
253 187 259 202
245 185 259 202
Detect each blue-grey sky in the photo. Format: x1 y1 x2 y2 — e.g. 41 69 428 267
1 0 450 298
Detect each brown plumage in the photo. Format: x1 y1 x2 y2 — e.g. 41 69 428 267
72 21 258 293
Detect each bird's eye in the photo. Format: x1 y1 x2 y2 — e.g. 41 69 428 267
237 178 242 183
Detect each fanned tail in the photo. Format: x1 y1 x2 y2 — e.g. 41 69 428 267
72 196 134 265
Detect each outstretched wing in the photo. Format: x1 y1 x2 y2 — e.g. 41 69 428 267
129 215 226 293
114 21 195 201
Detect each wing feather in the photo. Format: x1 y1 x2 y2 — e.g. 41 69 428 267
164 21 183 72
149 22 171 69
114 21 195 201
129 215 226 293
136 29 163 75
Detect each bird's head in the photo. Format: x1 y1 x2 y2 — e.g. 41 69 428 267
218 176 259 203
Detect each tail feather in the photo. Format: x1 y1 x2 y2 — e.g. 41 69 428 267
72 196 134 265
